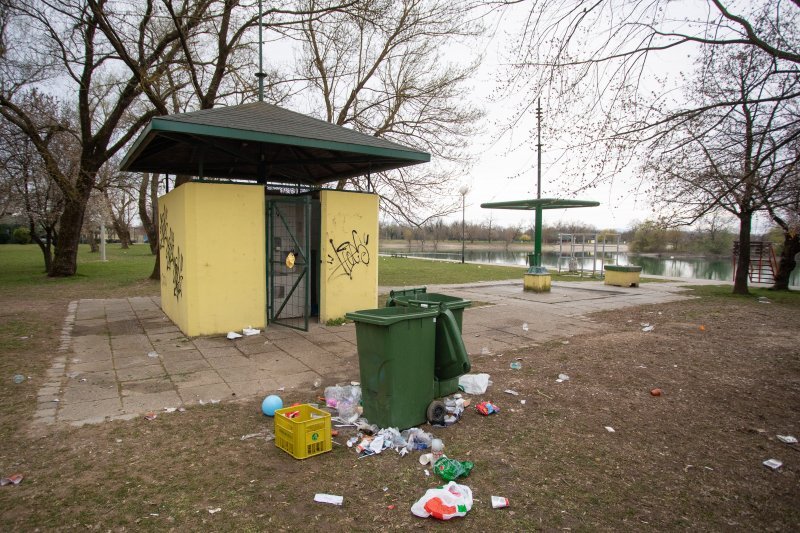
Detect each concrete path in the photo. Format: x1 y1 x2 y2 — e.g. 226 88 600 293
36 280 695 426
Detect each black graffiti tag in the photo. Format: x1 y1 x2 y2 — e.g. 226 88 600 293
159 207 184 300
327 230 370 280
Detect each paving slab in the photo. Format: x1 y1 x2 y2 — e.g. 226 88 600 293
36 281 694 426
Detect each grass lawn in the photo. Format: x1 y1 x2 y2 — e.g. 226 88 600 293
0 244 798 529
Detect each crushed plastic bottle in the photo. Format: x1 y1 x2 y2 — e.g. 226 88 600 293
510 362 522 370
12 374 25 384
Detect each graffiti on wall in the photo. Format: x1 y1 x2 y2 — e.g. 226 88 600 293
327 230 370 280
159 207 184 299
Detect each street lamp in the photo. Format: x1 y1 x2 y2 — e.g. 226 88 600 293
459 185 469 264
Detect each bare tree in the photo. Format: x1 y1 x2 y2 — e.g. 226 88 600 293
500 0 799 293
291 0 484 225
645 42 799 293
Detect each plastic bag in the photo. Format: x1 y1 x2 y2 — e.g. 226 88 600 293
411 481 473 520
401 428 433 451
433 457 474 481
324 385 361 422
458 373 491 394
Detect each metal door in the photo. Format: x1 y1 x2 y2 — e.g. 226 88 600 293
267 196 310 331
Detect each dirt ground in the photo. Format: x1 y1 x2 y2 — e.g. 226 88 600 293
0 287 798 530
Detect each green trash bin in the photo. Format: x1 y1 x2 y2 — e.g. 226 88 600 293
345 306 439 430
387 288 471 397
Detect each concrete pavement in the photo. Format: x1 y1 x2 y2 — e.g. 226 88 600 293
35 279 695 426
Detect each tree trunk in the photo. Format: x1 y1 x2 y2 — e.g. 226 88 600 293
50 194 90 276
771 230 799 291
733 213 752 295
138 173 159 254
29 220 53 274
150 251 160 280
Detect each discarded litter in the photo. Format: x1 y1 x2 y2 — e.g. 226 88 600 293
208 508 222 514
433 455 475 481
757 296 771 304
504 389 519 396
314 493 343 506
411 481 473 520
777 435 798 444
261 394 283 416
243 327 260 336
147 351 159 358
12 374 24 384
0 474 23 486
650 388 662 397
144 412 157 421
642 325 655 332
431 438 444 462
226 331 242 339
480 346 490 355
240 430 275 442
522 323 529 332
699 325 706 331
475 401 500 416
510 362 522 370
561 340 570 345
763 459 783 470
520 399 526 405
605 426 616 433
491 496 509 509
164 407 177 413
557 373 570 382
458 373 491 394
419 453 434 466
324 384 362 422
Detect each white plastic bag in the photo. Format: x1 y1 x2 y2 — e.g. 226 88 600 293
458 373 491 395
411 481 473 520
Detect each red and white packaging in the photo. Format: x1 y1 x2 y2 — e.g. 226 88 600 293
491 496 509 509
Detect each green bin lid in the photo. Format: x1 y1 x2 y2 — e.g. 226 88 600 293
345 306 439 326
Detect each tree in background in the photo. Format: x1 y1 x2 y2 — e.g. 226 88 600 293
646 42 798 294
291 0 484 225
502 0 799 293
0 91 73 272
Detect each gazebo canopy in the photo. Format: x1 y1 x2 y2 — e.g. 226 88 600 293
120 102 430 185
480 198 600 210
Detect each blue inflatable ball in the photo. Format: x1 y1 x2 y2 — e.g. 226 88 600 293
261 394 283 416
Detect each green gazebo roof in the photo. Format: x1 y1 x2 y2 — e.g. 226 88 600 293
480 198 600 210
120 102 430 185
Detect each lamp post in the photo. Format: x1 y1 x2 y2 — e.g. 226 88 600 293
459 185 469 264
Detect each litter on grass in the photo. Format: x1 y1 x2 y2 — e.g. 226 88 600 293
411 482 473 520
504 389 519 396
642 325 655 332
458 373 491 394
241 430 275 442
314 493 344 506
208 508 222 514
147 351 159 358
0 474 23 486
763 459 783 470
491 496 510 509
777 435 798 444
605 426 616 433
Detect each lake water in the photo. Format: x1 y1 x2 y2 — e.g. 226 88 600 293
381 249 800 286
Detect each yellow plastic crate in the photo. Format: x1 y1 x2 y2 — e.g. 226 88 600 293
274 404 332 459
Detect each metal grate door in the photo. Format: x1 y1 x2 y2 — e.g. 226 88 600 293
267 197 310 331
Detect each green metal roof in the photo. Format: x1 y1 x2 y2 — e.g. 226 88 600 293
120 102 430 185
480 198 600 210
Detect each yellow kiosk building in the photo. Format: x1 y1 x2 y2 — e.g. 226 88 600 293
121 102 429 336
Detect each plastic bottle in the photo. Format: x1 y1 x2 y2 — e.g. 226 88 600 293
13 374 25 384
431 438 444 462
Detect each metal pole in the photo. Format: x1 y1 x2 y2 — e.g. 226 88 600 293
593 234 597 277
461 193 465 264
257 0 265 101
533 98 543 267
